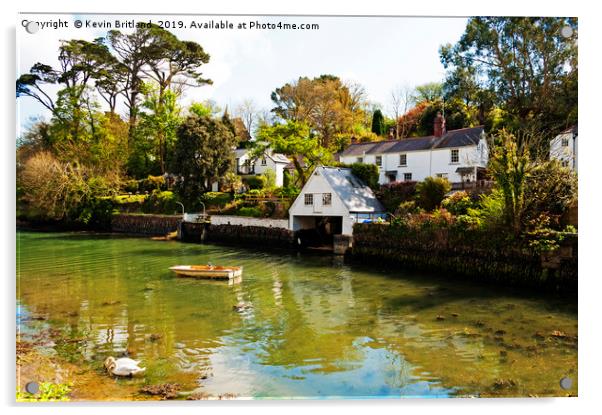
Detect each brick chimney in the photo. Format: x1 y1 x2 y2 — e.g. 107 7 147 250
434 111 446 137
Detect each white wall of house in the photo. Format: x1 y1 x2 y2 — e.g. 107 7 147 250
339 136 489 185
288 170 355 235
550 132 578 171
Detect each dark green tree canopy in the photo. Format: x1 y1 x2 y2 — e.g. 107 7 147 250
371 109 385 136
171 115 237 206
440 17 577 139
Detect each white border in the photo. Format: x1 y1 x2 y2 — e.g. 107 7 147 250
3 1 600 414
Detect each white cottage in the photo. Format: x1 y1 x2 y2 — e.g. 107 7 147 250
549 125 578 171
234 147 291 187
289 166 386 236
339 116 489 186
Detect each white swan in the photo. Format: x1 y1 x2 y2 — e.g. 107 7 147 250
104 356 146 377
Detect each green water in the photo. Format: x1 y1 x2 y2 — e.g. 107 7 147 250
16 231 577 399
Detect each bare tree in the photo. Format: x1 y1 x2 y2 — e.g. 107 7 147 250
389 84 414 139
235 99 259 138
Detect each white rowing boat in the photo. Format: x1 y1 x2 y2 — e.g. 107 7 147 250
169 265 243 279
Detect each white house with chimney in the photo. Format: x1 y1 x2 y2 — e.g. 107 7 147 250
549 125 578 171
289 166 386 236
338 114 489 185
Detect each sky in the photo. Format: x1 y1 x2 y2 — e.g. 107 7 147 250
16 14 468 133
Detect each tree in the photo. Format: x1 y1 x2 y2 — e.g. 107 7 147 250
235 99 259 138
390 85 414 139
488 130 533 235
16 63 60 113
371 109 385 136
524 160 577 228
255 120 331 186
106 28 157 139
189 100 222 118
416 177 451 211
19 151 120 220
440 17 578 143
414 82 443 104
171 115 237 207
138 83 182 174
270 75 367 149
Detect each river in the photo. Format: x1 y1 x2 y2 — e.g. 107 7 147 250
16 231 578 399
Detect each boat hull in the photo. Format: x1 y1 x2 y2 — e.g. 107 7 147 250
169 265 242 280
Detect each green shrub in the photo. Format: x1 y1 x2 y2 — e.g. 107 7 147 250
112 194 147 204
442 191 473 215
245 189 264 197
262 169 277 189
273 186 300 199
70 197 114 230
123 179 139 193
416 177 451 211
395 200 420 216
243 175 266 190
142 190 178 214
237 206 263 217
377 181 418 212
283 170 292 188
140 175 166 192
467 189 505 229
202 192 232 208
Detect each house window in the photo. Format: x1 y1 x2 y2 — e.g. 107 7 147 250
357 157 363 163
304 193 314 206
375 156 382 167
562 137 569 147
450 149 459 163
561 160 569 167
261 157 267 165
404 173 412 181
399 154 407 166
436 173 448 179
322 193 332 206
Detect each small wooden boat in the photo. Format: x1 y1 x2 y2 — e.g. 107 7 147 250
169 265 243 280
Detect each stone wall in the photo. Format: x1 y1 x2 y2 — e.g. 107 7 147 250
111 214 181 236
352 223 577 292
206 224 295 247
210 215 289 229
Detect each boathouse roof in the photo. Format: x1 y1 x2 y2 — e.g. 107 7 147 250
318 166 385 213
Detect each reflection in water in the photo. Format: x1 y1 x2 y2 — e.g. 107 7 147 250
16 231 577 399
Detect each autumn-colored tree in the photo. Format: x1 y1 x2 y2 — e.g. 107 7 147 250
270 75 367 149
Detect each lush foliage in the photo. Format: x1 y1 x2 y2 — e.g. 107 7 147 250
202 192 232 208
255 121 331 186
488 130 533 235
375 181 418 213
170 114 237 209
270 75 367 149
440 17 577 145
415 177 451 211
